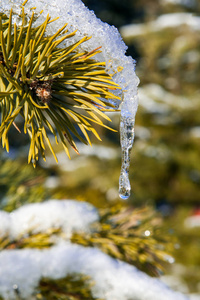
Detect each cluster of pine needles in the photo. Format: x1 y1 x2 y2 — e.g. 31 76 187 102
0 4 121 166
0 158 47 211
0 204 173 277
0 272 100 300
38 275 103 300
71 205 174 276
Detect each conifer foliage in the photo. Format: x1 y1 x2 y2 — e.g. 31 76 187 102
0 5 121 166
0 1 186 300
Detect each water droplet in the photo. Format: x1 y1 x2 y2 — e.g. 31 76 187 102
119 190 130 200
119 171 131 200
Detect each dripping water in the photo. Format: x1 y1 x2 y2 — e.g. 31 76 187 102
119 116 135 200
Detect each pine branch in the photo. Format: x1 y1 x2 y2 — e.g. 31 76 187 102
0 201 174 277
38 275 104 300
0 228 60 250
0 6 121 166
0 158 48 211
71 205 174 276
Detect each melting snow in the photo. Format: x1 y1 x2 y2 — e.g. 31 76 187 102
1 0 139 199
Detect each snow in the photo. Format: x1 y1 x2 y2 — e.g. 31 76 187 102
162 0 197 8
0 1 195 298
135 126 151 140
0 211 10 238
0 0 139 199
0 243 189 300
153 13 200 31
189 295 200 300
0 0 139 114
184 215 200 228
73 143 119 160
139 84 193 114
44 175 60 189
189 127 200 139
120 13 200 39
0 200 99 239
40 144 119 172
0 200 190 300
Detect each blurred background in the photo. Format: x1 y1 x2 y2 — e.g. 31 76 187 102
0 0 200 298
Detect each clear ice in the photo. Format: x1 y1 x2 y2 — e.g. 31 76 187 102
119 93 138 199
119 116 135 200
1 0 139 199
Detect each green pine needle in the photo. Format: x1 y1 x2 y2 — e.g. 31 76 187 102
38 275 103 300
0 202 174 277
71 205 174 277
0 7 122 166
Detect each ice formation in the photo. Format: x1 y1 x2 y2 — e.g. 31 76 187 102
0 200 189 300
0 0 139 199
119 114 135 199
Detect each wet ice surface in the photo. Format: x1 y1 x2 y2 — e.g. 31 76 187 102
119 93 139 199
1 0 139 199
119 117 135 199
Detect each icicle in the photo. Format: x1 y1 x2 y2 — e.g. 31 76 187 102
119 93 138 200
1 0 140 199
119 117 135 199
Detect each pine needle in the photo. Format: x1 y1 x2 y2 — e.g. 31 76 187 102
0 6 122 165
